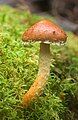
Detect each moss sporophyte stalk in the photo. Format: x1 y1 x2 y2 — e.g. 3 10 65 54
22 19 67 107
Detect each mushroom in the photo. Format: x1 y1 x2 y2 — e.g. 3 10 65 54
22 19 67 107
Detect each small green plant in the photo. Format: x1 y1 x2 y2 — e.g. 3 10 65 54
0 5 78 120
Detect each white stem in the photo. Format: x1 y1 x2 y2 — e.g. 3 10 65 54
22 43 51 107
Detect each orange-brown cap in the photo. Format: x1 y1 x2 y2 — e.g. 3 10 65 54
22 19 67 43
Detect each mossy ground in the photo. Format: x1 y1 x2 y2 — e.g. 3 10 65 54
0 5 78 120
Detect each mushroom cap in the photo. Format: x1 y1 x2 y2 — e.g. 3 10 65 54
22 19 67 43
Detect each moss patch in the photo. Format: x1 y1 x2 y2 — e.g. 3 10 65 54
0 5 78 120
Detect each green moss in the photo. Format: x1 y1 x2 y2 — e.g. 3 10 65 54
0 5 78 120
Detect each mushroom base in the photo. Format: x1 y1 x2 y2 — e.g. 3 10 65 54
22 43 51 107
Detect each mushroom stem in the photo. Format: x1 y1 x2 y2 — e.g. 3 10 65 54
22 43 51 107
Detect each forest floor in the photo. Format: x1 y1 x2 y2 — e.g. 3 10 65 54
0 5 78 120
